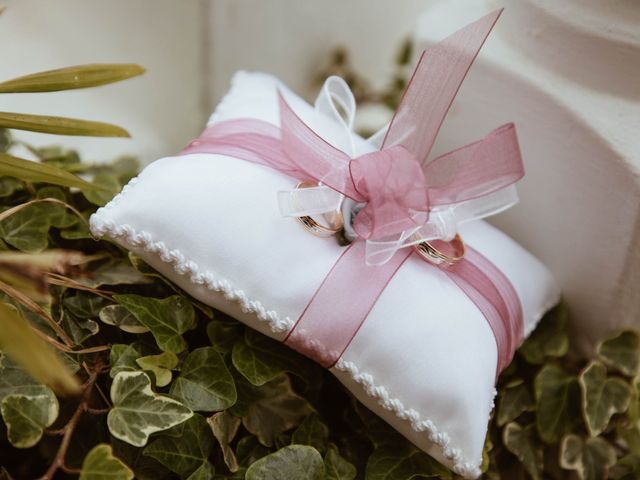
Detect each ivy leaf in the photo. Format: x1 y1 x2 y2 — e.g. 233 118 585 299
99 305 149 334
232 329 316 386
83 173 121 206
535 364 582 443
324 445 357 480
79 260 152 288
61 313 100 345
63 292 112 318
236 435 271 467
113 295 195 354
0 203 51 252
502 422 543 480
580 361 631 436
497 380 535 427
143 415 214 478
79 444 134 480
597 331 640 377
611 453 640 479
208 411 241 472
233 375 313 447
207 319 243 354
110 343 142 378
169 347 236 411
518 303 569 365
107 371 193 447
292 413 330 453
1 392 58 448
560 434 616 480
136 352 178 388
365 442 452 480
245 445 324 480
186 461 215 480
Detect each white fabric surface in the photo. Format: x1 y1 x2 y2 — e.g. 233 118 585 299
90 71 561 478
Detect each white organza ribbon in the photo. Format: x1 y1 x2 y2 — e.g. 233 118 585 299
277 76 518 265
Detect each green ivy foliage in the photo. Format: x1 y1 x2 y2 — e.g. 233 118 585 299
0 132 638 480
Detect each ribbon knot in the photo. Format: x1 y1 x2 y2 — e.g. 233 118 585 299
349 146 429 240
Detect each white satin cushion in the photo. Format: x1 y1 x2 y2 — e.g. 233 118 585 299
90 71 561 478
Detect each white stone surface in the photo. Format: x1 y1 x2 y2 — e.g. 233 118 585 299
414 0 640 352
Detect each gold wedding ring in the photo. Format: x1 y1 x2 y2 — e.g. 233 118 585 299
414 233 466 265
295 181 344 238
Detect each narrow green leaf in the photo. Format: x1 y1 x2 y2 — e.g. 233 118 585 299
502 422 543 480
143 415 214 478
535 365 582 443
0 302 80 396
560 434 616 480
136 352 178 388
113 295 195 354
0 112 129 137
245 445 324 480
0 64 145 93
580 361 631 436
80 444 134 480
107 371 193 447
0 152 105 191
169 347 236 411
598 331 640 377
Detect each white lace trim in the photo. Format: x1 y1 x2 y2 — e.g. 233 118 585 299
89 175 488 480
334 358 484 478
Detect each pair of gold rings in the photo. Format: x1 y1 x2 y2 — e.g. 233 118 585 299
294 181 465 265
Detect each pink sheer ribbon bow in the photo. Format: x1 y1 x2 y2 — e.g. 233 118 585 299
181 9 524 378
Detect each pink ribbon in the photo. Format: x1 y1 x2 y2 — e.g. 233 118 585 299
181 9 524 378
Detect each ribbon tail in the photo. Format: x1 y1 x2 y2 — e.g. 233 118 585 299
382 9 503 164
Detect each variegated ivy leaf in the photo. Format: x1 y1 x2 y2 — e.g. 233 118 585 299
143 415 214 478
497 379 535 427
597 330 640 377
0 203 51 252
0 354 60 448
107 371 193 447
560 434 616 480
502 422 543 480
136 352 178 388
99 304 148 334
113 295 195 354
580 361 631 436
79 444 134 480
535 364 582 443
109 343 142 378
208 411 241 472
245 445 324 480
1 392 58 448
324 445 357 480
169 347 236 411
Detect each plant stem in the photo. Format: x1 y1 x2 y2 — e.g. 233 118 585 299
39 363 107 480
